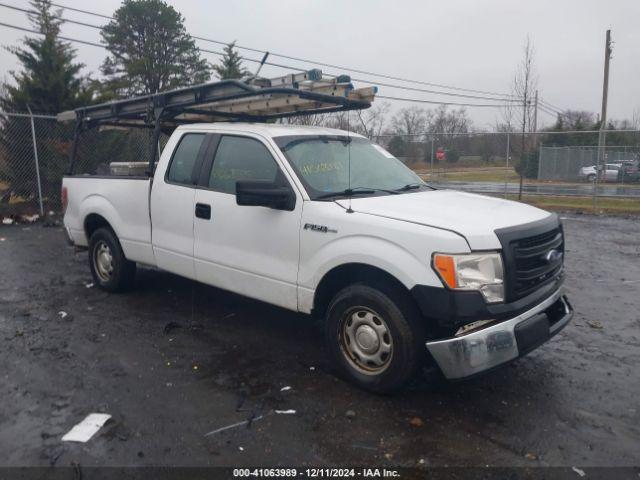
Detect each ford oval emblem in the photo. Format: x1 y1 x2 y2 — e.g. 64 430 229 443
545 249 563 263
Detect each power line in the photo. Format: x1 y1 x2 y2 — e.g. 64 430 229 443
538 105 560 118
47 1 518 100
0 2 102 29
49 1 111 20
540 98 566 114
377 95 513 108
2 3 519 104
0 19 514 109
0 20 103 47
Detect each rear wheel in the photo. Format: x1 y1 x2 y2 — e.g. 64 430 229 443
88 227 136 292
324 284 425 393
587 173 596 182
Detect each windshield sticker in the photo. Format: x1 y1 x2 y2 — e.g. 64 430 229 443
300 162 343 175
372 144 396 159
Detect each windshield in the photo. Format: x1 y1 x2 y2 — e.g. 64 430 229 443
275 135 428 200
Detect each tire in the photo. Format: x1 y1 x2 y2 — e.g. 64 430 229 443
587 174 596 182
88 227 136 292
324 284 425 393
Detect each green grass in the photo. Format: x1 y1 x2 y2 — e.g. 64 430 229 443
433 170 520 183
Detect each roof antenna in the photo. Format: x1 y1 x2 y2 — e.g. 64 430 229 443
246 51 270 84
346 109 353 213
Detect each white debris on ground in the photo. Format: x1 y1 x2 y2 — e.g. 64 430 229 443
280 386 292 392
572 467 586 477
2 218 13 225
85 283 94 288
21 214 39 223
275 409 296 415
62 413 112 443
58 311 68 319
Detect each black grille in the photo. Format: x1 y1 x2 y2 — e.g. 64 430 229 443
512 228 563 298
495 216 565 302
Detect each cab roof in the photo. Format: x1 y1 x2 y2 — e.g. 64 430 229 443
175 122 368 139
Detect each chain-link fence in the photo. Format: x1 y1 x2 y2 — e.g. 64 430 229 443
1 110 639 217
0 111 164 217
374 129 640 203
538 145 639 182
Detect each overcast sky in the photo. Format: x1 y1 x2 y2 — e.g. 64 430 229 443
1 0 638 129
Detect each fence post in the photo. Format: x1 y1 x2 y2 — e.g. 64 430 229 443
26 106 44 216
430 136 434 181
504 132 510 198
537 142 543 180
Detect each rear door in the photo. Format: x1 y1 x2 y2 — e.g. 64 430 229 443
150 131 209 279
192 133 302 310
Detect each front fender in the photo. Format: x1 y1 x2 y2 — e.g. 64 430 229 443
300 233 447 292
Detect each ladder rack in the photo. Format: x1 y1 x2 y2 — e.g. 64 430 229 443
61 69 377 175
58 69 376 129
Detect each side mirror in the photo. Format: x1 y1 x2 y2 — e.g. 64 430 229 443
236 180 295 211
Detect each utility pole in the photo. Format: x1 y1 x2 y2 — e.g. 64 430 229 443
595 29 612 203
533 90 539 146
518 95 529 200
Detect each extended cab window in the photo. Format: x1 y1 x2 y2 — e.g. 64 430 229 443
167 133 206 185
208 136 278 194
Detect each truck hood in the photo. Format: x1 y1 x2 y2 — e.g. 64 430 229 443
336 189 552 250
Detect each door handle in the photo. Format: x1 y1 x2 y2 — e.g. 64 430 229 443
195 203 211 220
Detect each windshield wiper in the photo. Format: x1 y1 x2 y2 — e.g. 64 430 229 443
394 182 434 192
315 187 399 200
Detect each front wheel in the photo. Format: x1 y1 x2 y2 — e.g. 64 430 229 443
587 173 596 182
324 284 425 393
88 227 136 292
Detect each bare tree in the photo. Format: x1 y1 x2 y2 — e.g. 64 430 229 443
391 106 429 137
427 105 471 163
389 107 430 162
512 35 538 199
281 102 390 139
356 102 391 140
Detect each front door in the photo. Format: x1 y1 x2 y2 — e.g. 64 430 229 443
193 134 302 310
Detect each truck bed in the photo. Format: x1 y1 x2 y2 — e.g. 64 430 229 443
62 175 156 266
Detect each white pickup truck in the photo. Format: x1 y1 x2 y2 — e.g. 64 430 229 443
62 123 573 392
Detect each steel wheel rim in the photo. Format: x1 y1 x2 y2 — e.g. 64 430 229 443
339 307 393 375
94 241 114 282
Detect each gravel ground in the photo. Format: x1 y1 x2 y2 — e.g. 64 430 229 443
0 214 638 468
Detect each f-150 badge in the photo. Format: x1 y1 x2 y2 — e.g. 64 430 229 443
304 223 338 234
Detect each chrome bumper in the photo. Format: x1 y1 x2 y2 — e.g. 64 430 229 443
426 289 573 380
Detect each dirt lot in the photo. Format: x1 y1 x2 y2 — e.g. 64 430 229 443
0 214 639 469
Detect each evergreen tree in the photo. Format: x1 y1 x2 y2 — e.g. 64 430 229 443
213 42 249 80
0 0 92 113
0 0 93 207
100 0 211 97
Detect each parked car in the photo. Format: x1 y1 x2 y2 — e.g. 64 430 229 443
578 163 622 182
617 160 640 182
62 123 573 392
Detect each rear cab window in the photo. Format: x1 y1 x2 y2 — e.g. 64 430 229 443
166 133 207 185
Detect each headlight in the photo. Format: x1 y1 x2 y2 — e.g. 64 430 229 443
433 252 504 303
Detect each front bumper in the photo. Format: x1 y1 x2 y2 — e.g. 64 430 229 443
425 288 573 380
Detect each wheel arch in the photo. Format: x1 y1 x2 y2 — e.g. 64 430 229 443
312 263 418 320
84 213 115 240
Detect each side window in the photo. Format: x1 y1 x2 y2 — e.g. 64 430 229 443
167 133 206 185
208 136 279 194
